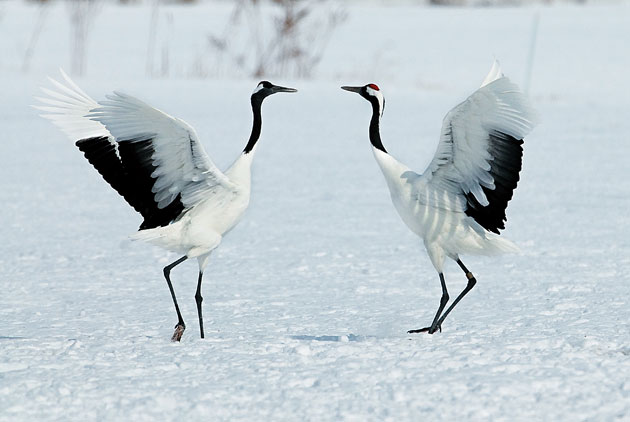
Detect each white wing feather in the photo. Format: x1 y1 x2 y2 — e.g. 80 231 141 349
87 92 236 210
422 73 537 207
34 69 109 141
480 59 503 88
35 70 236 211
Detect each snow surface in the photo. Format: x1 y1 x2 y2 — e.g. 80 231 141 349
1 1 630 421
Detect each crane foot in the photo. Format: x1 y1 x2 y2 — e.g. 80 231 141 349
408 324 442 334
171 323 185 342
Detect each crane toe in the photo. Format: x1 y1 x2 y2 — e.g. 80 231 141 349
408 324 442 334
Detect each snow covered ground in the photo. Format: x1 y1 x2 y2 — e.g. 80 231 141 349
1 1 630 421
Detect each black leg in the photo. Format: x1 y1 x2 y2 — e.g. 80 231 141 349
408 273 449 334
195 271 205 339
433 259 477 330
163 255 188 342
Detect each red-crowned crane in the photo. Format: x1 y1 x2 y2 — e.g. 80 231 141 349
36 72 297 341
342 62 537 334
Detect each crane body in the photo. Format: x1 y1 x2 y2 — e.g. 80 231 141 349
342 62 537 333
36 73 296 341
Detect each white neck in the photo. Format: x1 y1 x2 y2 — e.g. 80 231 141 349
225 143 258 188
372 146 411 194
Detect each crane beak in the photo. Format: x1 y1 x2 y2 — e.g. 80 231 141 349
271 85 298 94
341 86 362 93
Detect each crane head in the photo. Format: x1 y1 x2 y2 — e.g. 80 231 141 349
252 81 298 100
341 83 385 117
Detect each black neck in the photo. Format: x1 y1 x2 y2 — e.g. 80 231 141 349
243 96 263 154
369 99 387 153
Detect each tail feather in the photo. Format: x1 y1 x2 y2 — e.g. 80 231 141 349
129 228 166 243
483 233 520 255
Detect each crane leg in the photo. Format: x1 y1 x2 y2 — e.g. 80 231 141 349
433 259 477 331
408 273 449 334
163 255 188 342
195 271 205 339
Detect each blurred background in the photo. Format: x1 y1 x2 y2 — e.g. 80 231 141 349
3 0 625 82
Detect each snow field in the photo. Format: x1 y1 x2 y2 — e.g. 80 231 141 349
1 2 630 421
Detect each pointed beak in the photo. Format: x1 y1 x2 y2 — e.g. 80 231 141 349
341 86 362 93
271 85 298 94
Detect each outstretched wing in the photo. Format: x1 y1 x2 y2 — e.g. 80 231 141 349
87 91 235 210
35 70 236 230
421 63 537 233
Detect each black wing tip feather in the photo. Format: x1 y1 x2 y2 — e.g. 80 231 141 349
75 136 184 230
465 130 524 234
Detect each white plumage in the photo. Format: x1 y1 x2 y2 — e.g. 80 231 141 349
87 90 244 262
342 61 537 334
35 71 297 341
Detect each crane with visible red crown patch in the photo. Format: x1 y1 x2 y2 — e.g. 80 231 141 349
342 61 537 334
